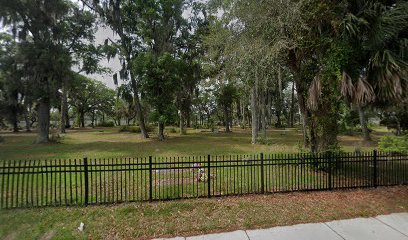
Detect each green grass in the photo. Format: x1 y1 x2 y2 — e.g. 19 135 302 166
0 126 387 161
0 186 407 239
0 126 405 239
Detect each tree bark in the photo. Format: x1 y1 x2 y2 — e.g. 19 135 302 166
24 106 31 132
293 73 310 148
131 76 149 139
91 110 95 128
11 110 18 132
65 110 70 129
36 99 50 143
309 120 318 153
224 106 231 132
290 81 295 127
261 90 267 138
276 66 283 128
158 122 165 140
60 78 68 133
358 106 371 141
289 50 310 148
251 86 258 144
186 108 191 128
236 98 242 127
179 110 186 135
80 111 85 128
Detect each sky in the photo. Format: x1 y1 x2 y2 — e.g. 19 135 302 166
0 0 209 89
85 0 209 89
86 26 121 89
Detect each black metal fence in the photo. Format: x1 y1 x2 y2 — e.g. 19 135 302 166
0 151 407 209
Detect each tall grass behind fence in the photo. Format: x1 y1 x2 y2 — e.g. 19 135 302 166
0 151 407 209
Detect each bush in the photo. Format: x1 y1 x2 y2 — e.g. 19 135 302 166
119 124 155 133
119 126 141 133
97 121 115 127
145 124 154 132
0 135 4 143
167 127 178 133
379 135 408 153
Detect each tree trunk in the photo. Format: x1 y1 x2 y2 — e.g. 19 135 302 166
224 106 230 132
131 77 149 139
293 74 310 148
24 107 31 132
241 101 246 128
179 110 186 135
11 110 18 132
267 90 272 128
251 86 258 144
309 120 318 153
289 50 310 148
236 99 241 127
60 78 68 133
91 111 95 128
80 111 85 128
276 66 283 128
36 99 50 143
65 110 70 129
396 118 402 136
261 90 267 138
158 122 165 141
358 106 371 141
186 108 191 128
290 81 295 127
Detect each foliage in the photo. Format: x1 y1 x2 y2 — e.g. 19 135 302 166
379 135 408 153
167 127 179 134
96 121 115 127
134 53 182 125
69 75 115 127
119 126 142 133
379 102 408 134
0 0 104 142
119 125 154 133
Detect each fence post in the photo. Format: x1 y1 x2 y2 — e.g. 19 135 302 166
149 156 153 202
373 150 378 188
260 153 264 194
83 157 89 206
328 152 332 190
207 155 211 198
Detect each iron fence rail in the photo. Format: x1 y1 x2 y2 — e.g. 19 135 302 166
0 151 407 209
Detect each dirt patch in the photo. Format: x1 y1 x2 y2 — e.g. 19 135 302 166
40 230 56 240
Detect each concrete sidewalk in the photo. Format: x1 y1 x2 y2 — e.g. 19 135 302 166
156 212 408 240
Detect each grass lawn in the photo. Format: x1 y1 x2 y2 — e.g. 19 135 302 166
1 126 402 240
0 126 387 161
0 186 407 239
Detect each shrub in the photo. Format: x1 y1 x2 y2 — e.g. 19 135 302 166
119 124 155 133
119 126 141 133
379 135 408 153
97 121 115 127
145 124 154 132
167 127 178 133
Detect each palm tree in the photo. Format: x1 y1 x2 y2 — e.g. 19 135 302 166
340 1 408 141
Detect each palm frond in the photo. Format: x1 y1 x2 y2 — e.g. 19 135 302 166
369 50 407 101
341 71 355 100
353 77 375 105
